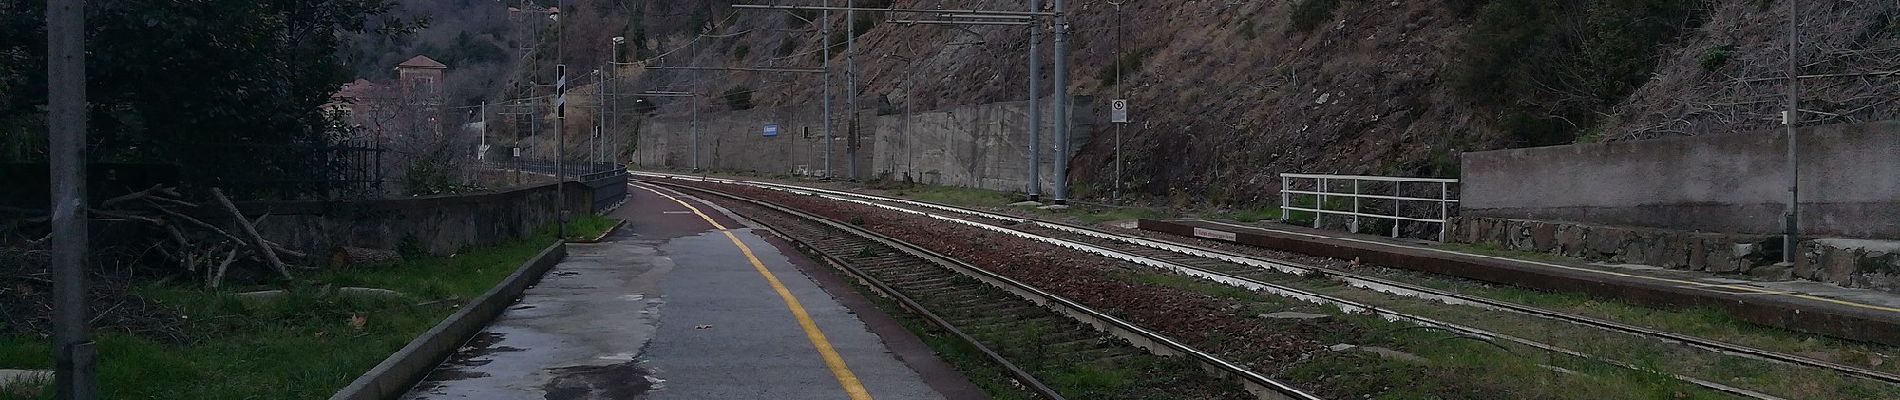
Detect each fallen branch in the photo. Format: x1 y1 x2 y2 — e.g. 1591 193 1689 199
101 184 171 208
89 208 164 225
210 248 239 288
212 188 292 281
263 240 308 258
150 206 243 243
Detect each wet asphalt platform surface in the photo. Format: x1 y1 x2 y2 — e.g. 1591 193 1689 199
401 183 974 400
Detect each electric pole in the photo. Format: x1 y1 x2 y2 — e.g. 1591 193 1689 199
48 0 99 397
1027 0 1044 201
1783 0 1800 264
846 0 859 181
1050 0 1071 204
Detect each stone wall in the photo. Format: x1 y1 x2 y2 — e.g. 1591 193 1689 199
237 181 591 256
630 99 1093 193
1460 121 1900 239
1452 216 1900 292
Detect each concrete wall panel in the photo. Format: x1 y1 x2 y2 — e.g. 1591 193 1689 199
1461 121 1900 238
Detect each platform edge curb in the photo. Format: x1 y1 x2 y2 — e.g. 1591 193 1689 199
327 241 568 400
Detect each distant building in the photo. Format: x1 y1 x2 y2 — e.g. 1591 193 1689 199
325 55 450 141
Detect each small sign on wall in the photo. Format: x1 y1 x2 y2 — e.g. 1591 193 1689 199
763 123 779 137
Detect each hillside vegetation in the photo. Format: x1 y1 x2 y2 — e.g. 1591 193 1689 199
513 0 1898 206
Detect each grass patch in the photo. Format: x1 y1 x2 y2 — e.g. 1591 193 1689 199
0 234 561 399
563 214 621 241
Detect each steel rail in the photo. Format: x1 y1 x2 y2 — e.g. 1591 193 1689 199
636 182 1067 400
640 178 1324 400
626 170 1900 387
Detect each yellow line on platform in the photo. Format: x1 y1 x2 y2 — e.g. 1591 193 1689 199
634 183 874 400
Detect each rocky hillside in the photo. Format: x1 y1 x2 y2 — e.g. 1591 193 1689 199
514 0 1898 206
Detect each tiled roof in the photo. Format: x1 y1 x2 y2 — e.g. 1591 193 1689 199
397 55 447 69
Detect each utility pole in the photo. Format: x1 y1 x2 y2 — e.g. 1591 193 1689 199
845 0 858 180
822 0 834 178
1783 0 1800 264
554 0 567 239
611 36 625 165
693 72 701 171
597 70 606 166
1027 0 1044 201
48 0 98 397
1111 0 1124 201
1050 0 1071 204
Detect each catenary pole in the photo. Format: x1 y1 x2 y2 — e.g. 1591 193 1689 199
846 0 858 180
1026 0 1043 201
1050 0 1070 204
822 0 834 178
1783 0 1800 264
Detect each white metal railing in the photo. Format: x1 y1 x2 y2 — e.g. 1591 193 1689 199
1278 173 1459 241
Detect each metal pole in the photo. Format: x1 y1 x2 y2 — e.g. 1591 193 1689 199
556 5 567 238
1440 181 1450 242
598 72 606 165
1112 1 1123 201
1783 0 1800 264
1351 179 1361 233
1026 0 1043 201
48 0 98 397
1050 0 1070 204
822 1 834 178
846 0 859 180
693 73 701 171
1315 178 1325 229
480 101 487 159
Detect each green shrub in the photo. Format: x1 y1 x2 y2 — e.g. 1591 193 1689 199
1288 0 1340 33
723 86 754 110
1698 44 1734 71
733 43 750 59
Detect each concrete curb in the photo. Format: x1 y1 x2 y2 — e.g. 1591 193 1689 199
1139 219 1900 346
327 241 567 400
566 219 628 244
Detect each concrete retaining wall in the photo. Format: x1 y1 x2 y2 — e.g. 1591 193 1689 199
631 99 1093 193
237 182 592 256
1460 121 1900 239
1453 216 1900 293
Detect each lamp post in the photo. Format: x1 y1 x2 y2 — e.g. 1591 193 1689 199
610 36 624 165
593 68 604 166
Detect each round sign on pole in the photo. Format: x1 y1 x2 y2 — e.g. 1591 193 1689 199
1110 99 1129 123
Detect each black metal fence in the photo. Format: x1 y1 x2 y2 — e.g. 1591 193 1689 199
507 160 627 213
175 141 385 200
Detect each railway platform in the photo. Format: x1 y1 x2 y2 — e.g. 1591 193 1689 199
1140 218 1900 345
400 182 976 399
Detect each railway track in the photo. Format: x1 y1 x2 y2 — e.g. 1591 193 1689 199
639 181 1318 400
634 171 1900 399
